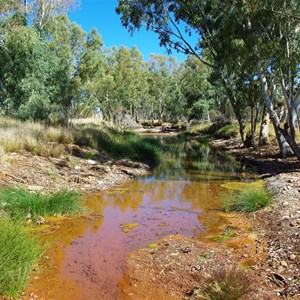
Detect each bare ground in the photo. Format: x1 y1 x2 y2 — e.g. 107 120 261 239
0 144 149 193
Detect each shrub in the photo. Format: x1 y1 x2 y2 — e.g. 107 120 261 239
199 267 254 300
0 220 43 298
220 187 272 212
0 188 83 223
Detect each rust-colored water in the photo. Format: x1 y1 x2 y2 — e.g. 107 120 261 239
25 139 254 300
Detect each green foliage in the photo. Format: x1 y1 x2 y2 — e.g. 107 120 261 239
220 187 272 212
74 126 162 165
0 220 44 298
0 188 83 223
214 124 239 139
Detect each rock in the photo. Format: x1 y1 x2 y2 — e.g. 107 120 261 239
28 185 44 192
74 165 81 170
280 260 288 268
282 201 289 207
87 159 96 165
290 254 296 260
290 218 300 227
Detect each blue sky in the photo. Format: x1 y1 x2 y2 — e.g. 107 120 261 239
68 0 196 61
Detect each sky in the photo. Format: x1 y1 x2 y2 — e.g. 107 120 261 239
68 0 196 62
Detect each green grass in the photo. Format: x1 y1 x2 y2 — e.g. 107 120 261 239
220 187 272 212
74 126 162 165
0 220 44 298
0 188 84 223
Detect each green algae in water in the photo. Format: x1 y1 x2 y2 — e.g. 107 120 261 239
221 180 263 191
120 222 140 233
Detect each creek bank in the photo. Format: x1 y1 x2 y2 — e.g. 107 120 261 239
0 145 149 193
209 137 300 298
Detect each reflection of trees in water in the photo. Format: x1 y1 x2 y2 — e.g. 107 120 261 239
152 138 243 182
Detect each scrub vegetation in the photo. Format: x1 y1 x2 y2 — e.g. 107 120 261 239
220 187 273 212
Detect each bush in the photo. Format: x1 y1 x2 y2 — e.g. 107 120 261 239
220 187 272 212
199 267 254 300
0 220 43 298
0 188 83 223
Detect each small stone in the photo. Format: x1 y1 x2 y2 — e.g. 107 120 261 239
87 159 96 165
290 254 296 260
287 185 292 190
282 201 289 207
74 165 81 170
280 260 288 268
28 185 44 192
243 254 248 258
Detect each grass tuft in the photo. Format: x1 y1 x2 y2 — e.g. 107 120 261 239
0 220 44 298
220 187 272 212
0 188 83 223
199 267 254 300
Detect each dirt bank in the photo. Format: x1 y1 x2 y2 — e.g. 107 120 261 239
0 145 149 193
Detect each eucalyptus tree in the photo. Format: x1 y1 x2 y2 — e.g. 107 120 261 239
74 28 105 117
179 55 214 122
0 14 63 120
117 0 300 160
147 54 179 122
116 0 250 144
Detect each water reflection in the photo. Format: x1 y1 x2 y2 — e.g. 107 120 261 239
148 138 245 182
27 137 253 300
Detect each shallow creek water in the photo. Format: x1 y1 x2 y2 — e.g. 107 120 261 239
26 138 254 300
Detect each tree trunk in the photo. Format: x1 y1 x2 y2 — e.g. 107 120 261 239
259 106 270 146
221 78 245 144
257 58 297 159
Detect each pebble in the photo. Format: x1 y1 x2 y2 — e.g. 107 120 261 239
290 254 296 260
282 201 289 207
280 260 288 268
87 159 96 165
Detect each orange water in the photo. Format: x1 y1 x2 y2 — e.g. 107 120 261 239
24 139 254 300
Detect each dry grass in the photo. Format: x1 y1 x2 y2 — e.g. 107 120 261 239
0 117 73 157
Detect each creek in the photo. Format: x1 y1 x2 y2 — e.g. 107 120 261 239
27 137 254 299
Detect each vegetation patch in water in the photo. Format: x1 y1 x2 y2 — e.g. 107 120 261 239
120 222 140 233
220 186 272 212
0 188 84 223
0 220 44 298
